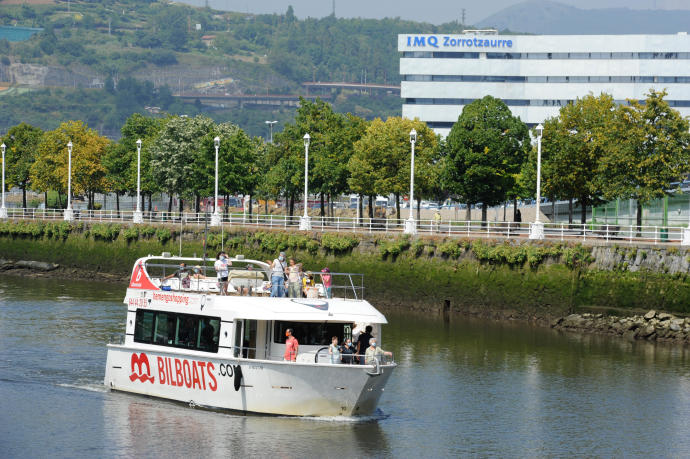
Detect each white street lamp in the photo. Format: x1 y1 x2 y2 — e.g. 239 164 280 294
529 124 545 240
133 139 143 223
211 136 221 227
265 120 278 144
683 130 690 245
64 141 74 221
299 133 312 230
0 143 6 219
404 128 417 235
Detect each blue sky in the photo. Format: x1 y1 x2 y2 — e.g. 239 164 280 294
181 0 688 25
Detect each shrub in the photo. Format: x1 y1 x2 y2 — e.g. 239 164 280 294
156 228 172 244
379 237 410 260
91 223 120 241
321 234 359 253
439 241 464 258
140 226 156 238
122 226 139 243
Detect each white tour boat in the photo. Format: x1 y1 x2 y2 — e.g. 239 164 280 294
104 254 396 417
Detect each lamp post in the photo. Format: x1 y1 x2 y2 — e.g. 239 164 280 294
265 120 278 144
299 133 312 230
0 143 6 219
404 129 417 235
211 136 221 227
64 141 74 221
529 124 545 240
133 139 143 223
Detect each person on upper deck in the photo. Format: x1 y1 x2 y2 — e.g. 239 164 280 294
287 258 303 298
164 262 190 289
356 325 373 365
302 271 316 298
270 252 287 297
284 328 299 362
320 267 332 298
214 252 231 295
364 337 392 365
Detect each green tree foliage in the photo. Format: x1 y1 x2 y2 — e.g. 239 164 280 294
598 90 690 228
444 96 530 222
150 115 215 212
30 120 110 209
540 94 616 223
350 117 439 219
1 123 43 207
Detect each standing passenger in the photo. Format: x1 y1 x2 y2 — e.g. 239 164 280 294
214 252 230 295
284 328 299 362
287 258 303 298
270 251 287 297
356 325 373 365
329 336 341 364
320 267 332 298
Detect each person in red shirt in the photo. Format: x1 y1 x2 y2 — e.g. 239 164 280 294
284 328 299 362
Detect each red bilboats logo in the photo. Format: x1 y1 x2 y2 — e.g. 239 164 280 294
130 353 155 384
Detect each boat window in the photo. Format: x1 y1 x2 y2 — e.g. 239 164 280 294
274 321 353 346
233 319 257 358
134 309 220 353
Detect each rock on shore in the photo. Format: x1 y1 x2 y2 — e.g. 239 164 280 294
0 259 59 271
551 310 690 344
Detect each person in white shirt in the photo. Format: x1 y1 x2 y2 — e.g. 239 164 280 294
214 252 231 295
270 251 287 297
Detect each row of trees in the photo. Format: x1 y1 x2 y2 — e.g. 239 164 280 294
2 91 689 225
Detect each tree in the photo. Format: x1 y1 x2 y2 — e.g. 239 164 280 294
30 120 110 209
539 94 616 224
150 115 215 213
443 96 530 222
1 122 43 208
351 117 439 220
599 90 690 229
104 113 161 212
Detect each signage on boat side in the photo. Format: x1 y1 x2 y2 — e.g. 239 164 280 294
129 353 218 391
128 263 159 290
130 353 155 383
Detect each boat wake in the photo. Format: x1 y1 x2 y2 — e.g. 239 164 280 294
57 382 109 393
290 409 389 423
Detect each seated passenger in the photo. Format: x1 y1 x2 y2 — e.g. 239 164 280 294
164 263 190 288
364 338 392 365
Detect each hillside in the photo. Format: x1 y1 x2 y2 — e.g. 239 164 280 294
478 0 690 35
0 1 466 138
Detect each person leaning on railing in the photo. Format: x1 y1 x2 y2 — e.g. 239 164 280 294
364 338 392 365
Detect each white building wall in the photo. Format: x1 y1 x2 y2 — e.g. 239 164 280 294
399 33 690 137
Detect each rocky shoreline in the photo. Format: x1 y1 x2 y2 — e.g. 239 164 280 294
0 259 127 282
551 310 690 344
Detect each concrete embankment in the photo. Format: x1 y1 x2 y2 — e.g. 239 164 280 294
1 220 690 343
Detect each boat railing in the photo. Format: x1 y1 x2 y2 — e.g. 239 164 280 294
143 261 366 300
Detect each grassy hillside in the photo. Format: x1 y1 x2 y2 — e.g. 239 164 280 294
0 1 465 137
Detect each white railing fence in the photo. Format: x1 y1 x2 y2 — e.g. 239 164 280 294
1 208 686 245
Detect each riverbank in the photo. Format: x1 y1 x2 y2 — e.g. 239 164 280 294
2 220 690 343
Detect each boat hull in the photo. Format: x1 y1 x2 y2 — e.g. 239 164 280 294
105 345 395 417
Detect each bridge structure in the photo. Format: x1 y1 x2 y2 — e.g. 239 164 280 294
175 92 334 108
302 81 401 95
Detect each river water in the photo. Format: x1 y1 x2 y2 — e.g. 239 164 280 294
2 275 690 457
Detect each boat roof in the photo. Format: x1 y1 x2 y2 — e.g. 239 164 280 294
207 295 387 324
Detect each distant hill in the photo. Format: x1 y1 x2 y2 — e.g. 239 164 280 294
478 0 690 35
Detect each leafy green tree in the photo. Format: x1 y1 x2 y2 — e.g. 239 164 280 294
444 96 530 222
30 120 110 209
351 117 439 220
104 113 162 212
1 122 43 208
539 94 616 223
599 90 690 229
150 115 215 212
